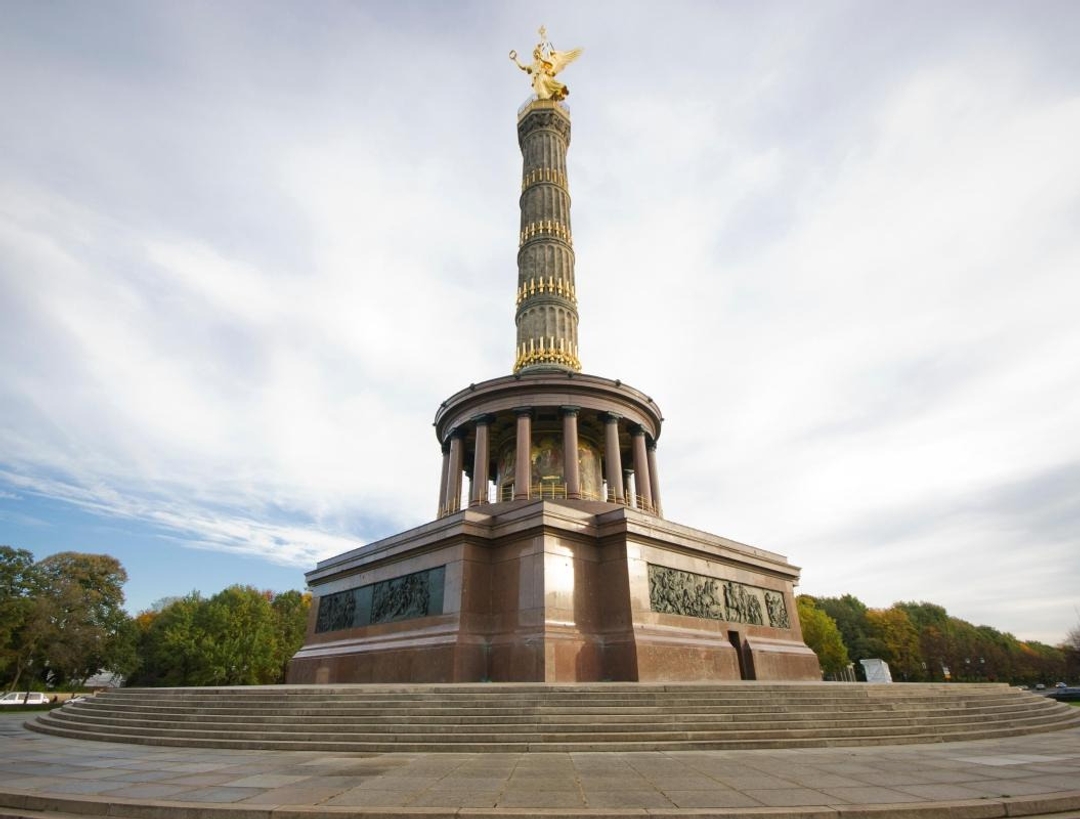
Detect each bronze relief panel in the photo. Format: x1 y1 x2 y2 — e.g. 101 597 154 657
647 564 790 629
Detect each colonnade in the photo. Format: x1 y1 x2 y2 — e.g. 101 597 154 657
437 407 662 518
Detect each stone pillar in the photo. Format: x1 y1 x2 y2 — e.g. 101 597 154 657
631 426 653 513
647 441 663 517
470 415 492 506
445 429 464 514
437 442 450 517
561 406 581 499
603 413 624 504
514 408 532 500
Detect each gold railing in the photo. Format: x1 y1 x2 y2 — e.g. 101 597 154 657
489 482 654 513
607 491 655 514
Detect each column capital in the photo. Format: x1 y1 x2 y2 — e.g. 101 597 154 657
630 424 648 437
559 405 581 417
602 412 622 424
447 426 467 440
513 406 534 418
470 413 496 426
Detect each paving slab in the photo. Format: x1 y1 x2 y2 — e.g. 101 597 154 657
0 714 1078 818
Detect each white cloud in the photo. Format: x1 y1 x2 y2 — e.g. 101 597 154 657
1 3 1077 642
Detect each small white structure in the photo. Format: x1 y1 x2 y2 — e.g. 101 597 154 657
83 671 124 690
860 658 893 683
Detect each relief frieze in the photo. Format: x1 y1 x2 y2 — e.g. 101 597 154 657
315 565 446 633
647 564 790 629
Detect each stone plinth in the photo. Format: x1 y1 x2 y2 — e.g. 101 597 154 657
287 500 820 684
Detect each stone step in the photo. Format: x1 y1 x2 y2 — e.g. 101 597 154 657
28 683 1080 752
48 700 1062 730
49 712 1057 735
36 716 1073 746
61 698 1052 719
54 704 1058 726
35 707 1078 742
73 692 1038 711
88 688 1027 701
26 719 1079 754
78 687 1052 702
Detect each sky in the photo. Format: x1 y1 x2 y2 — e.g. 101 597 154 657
1 1 1078 645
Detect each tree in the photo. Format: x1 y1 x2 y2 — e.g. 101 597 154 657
130 592 204 686
896 601 954 680
35 553 132 687
865 606 922 680
130 586 311 686
797 596 849 677
271 590 310 683
815 594 887 674
0 546 36 686
1068 618 1080 653
2 550 133 690
192 585 281 685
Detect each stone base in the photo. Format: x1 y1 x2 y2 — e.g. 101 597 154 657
288 500 821 684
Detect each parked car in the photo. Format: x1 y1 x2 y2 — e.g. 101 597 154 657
0 692 50 706
1047 686 1080 702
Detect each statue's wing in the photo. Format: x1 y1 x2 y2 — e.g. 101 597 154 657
547 47 582 75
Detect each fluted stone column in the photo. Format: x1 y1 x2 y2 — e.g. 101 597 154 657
445 429 464 514
514 408 533 500
631 426 652 512
647 441 663 517
470 415 492 506
603 413 624 504
561 406 581 499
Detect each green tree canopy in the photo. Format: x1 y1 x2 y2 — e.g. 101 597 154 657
131 586 310 686
35 552 132 687
1 550 133 690
194 585 280 685
271 590 311 682
797 595 849 676
865 606 922 680
0 546 36 683
814 594 889 670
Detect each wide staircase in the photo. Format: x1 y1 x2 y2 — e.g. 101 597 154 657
29 682 1080 753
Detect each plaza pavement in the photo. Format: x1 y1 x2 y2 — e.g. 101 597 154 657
1 713 1078 818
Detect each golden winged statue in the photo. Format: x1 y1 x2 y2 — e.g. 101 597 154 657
509 25 582 102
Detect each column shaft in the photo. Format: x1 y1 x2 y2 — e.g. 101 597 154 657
561 407 581 499
471 418 490 506
445 432 464 514
514 410 532 500
631 429 653 512
437 444 450 517
603 415 624 503
647 442 663 517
